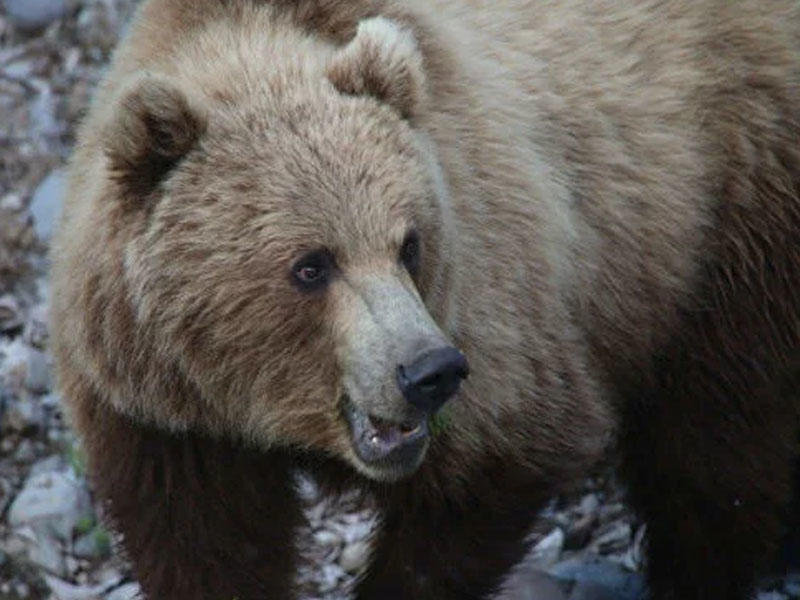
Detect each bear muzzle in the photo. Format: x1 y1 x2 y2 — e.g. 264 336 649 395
396 346 469 414
342 397 431 478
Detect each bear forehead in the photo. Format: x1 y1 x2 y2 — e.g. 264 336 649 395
151 99 429 260
192 97 430 209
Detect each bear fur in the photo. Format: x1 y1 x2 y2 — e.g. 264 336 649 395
50 0 800 598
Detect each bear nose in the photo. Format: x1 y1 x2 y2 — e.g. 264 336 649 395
396 347 469 414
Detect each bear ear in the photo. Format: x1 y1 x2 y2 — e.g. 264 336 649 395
105 75 206 202
327 17 427 120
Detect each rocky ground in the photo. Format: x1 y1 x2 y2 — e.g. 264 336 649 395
0 1 798 599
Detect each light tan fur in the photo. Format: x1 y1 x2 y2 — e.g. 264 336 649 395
50 1 800 598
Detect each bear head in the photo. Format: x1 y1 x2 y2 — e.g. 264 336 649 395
101 16 466 481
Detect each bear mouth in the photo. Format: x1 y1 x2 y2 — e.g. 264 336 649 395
341 396 429 479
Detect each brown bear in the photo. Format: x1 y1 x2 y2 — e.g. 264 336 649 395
50 0 800 598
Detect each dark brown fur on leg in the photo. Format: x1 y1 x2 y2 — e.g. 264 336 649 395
354 455 550 600
621 108 800 600
621 351 798 600
82 399 304 600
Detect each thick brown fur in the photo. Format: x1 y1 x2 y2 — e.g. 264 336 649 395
50 1 800 599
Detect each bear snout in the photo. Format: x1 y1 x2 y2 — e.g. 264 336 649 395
396 346 469 414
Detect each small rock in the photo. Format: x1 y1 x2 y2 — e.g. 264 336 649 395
106 583 141 600
8 470 93 542
1 338 51 396
0 194 23 212
29 169 66 242
758 593 787 600
24 302 49 349
564 513 595 550
65 554 80 575
295 471 321 504
0 295 22 331
339 540 371 573
1 0 71 31
27 533 67 577
3 399 44 434
73 530 110 560
549 557 647 600
530 528 565 568
13 438 35 463
30 455 65 477
498 568 570 600
578 494 600 516
24 347 51 394
313 529 343 548
44 575 108 600
590 521 632 555
13 582 29 598
318 563 346 593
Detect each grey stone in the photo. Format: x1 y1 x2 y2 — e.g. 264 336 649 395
27 534 67 577
43 575 110 600
3 399 44 433
590 521 632 555
530 528 565 568
2 0 71 31
72 530 110 560
0 295 22 331
13 438 35 463
29 169 66 242
8 471 93 542
758 593 788 600
498 568 569 600
24 347 51 394
339 540 371 573
549 557 647 600
105 583 141 600
313 529 343 548
30 454 65 477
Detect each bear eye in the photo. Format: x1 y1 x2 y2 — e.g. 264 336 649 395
292 249 334 291
399 230 421 276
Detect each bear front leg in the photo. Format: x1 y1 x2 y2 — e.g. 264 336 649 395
620 353 799 600
354 457 546 600
80 400 305 600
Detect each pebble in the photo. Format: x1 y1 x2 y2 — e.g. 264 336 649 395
549 557 647 600
8 470 93 542
0 294 22 331
24 347 51 394
43 575 109 600
2 0 72 31
3 399 44 434
759 593 788 600
29 169 66 242
319 563 346 593
313 529 343 548
0 194 24 212
530 528 565 568
0 338 51 397
106 583 142 600
339 540 371 574
30 454 66 477
27 534 67 577
24 302 49 349
498 569 569 600
13 439 36 463
73 530 110 560
590 521 632 555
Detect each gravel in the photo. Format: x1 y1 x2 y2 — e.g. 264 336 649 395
2 0 73 33
0 1 798 599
